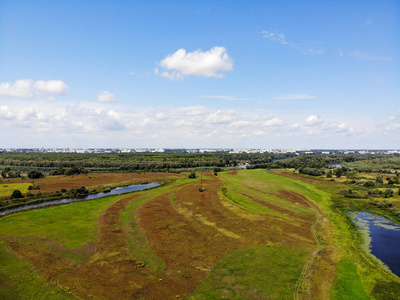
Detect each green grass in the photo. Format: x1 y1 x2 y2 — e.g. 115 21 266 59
331 260 370 299
0 194 129 249
121 178 194 274
1 170 399 299
219 170 317 217
0 241 71 300
0 182 31 197
221 183 287 217
188 245 308 299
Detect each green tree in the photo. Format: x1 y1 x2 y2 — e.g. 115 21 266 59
11 190 23 198
335 168 343 178
28 170 44 179
376 175 383 184
364 181 375 188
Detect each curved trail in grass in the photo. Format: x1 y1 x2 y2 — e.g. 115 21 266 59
291 190 322 300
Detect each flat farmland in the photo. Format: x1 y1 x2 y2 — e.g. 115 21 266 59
1 172 183 196
0 169 397 299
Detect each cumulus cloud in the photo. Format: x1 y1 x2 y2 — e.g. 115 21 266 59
262 117 284 127
205 110 235 124
305 115 323 126
156 46 233 79
0 79 68 99
34 80 68 94
97 91 116 103
0 105 14 119
271 94 318 100
0 100 391 148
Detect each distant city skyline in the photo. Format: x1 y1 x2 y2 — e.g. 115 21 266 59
0 1 399 149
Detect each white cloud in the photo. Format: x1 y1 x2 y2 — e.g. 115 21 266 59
34 80 68 94
157 46 233 79
178 106 207 116
262 117 284 127
0 100 394 148
97 91 116 103
200 95 251 101
305 115 323 126
0 105 14 119
262 31 289 45
205 110 235 124
229 120 251 128
271 94 318 100
327 122 355 134
155 112 167 120
0 79 68 99
262 30 324 55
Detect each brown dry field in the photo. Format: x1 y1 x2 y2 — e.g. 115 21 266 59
2 172 320 299
2 172 183 195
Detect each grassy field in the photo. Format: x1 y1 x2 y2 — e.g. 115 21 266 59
0 182 31 197
0 169 399 299
189 245 308 299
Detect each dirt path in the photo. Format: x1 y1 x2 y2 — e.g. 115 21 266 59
291 191 322 300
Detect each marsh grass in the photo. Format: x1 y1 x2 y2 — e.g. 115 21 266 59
189 246 308 299
0 194 128 249
331 260 369 300
0 241 71 299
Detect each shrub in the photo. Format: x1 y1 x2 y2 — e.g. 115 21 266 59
188 172 196 179
11 190 23 198
376 176 383 184
363 181 375 188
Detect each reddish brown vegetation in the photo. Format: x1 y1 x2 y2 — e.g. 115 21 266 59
2 174 318 299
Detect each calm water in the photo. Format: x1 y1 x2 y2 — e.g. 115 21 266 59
327 163 342 167
351 211 400 277
0 182 159 217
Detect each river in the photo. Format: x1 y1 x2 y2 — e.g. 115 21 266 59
350 211 400 277
0 182 159 217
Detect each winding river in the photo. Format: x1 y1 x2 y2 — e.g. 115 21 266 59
350 211 400 277
0 182 159 217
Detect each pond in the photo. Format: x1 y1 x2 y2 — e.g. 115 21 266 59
350 211 400 277
0 182 159 217
327 163 342 167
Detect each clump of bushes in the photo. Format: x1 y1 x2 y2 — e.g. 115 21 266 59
363 181 375 188
11 190 23 199
299 167 324 176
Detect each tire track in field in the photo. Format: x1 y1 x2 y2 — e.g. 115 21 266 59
289 191 322 300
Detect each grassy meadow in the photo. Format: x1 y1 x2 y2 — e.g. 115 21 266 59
0 182 31 197
0 169 399 299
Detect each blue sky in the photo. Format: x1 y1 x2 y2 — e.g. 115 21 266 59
0 0 399 149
